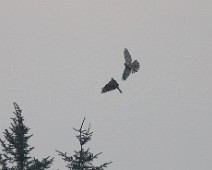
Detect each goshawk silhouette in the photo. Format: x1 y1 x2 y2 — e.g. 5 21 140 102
122 48 140 80
101 78 122 93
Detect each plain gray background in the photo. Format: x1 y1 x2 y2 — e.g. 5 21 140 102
0 1 212 170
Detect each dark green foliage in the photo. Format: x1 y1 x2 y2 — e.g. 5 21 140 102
27 157 53 170
0 102 54 170
56 118 112 170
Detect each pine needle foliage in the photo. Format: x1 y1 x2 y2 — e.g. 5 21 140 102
56 118 112 170
0 102 54 170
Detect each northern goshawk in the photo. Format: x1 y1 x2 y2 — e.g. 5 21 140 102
122 48 140 80
101 78 122 93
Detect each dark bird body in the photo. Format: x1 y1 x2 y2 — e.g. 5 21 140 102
101 78 122 93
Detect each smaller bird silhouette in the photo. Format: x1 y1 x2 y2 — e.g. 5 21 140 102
122 48 140 80
101 78 122 93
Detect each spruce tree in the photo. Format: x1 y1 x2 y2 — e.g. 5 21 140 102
56 118 112 170
0 102 54 170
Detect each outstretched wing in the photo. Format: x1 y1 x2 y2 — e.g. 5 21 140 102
101 85 114 93
124 48 132 64
131 60 140 74
122 65 131 80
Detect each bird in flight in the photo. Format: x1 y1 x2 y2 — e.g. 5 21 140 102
122 48 140 80
101 78 122 93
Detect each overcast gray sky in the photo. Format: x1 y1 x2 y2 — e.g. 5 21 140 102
1 1 212 170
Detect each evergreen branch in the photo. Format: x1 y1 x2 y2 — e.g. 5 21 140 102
56 150 73 162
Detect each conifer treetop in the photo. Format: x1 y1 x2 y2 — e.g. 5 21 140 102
0 102 54 170
56 117 112 170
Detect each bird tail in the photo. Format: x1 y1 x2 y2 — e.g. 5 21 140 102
117 87 122 93
132 60 140 73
